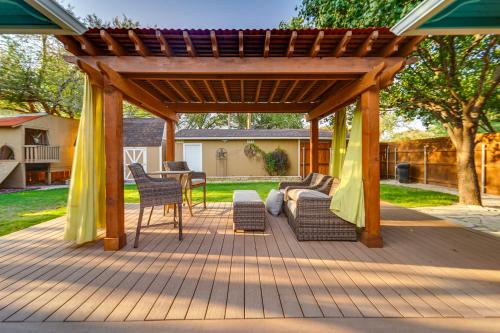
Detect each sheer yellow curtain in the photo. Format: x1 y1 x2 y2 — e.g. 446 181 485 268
328 108 347 178
330 104 365 228
64 76 106 244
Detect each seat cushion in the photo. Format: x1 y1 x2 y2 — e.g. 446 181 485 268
233 190 262 203
191 178 205 186
265 189 284 216
287 189 330 201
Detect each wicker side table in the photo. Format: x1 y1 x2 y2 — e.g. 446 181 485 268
233 190 266 231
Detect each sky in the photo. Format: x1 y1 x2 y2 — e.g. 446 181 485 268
64 0 302 29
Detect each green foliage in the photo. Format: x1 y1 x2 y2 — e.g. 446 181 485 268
82 14 140 29
179 112 304 130
244 143 290 176
0 35 83 117
0 14 149 119
386 35 499 134
280 0 420 28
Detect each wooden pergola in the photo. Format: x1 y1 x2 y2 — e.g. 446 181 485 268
57 28 423 250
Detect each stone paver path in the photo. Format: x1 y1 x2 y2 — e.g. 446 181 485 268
382 180 500 237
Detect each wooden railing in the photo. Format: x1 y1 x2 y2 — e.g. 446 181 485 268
24 145 60 163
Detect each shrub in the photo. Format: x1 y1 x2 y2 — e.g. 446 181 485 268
243 144 290 176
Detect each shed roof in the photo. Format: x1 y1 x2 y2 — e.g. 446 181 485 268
123 118 165 147
0 114 45 128
176 128 332 140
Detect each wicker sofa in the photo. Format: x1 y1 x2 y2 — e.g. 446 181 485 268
280 174 357 241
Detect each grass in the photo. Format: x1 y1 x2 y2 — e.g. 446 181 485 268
0 182 458 236
380 184 458 207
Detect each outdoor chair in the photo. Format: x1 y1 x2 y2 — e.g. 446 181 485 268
128 163 183 247
164 161 207 210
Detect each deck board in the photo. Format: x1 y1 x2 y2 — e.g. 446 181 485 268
0 202 498 322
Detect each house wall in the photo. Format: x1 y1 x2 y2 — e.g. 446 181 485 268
0 126 25 188
175 139 301 177
0 126 23 162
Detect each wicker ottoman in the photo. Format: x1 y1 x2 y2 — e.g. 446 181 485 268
232 190 266 231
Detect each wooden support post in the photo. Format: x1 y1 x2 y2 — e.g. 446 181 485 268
360 86 383 248
309 118 319 173
103 85 126 251
166 119 175 161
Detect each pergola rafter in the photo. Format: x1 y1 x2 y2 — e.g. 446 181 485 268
63 27 422 251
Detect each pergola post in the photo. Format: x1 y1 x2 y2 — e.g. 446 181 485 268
103 84 127 251
309 118 319 173
360 86 383 248
165 119 175 161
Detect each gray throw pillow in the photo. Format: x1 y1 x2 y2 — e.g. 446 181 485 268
265 189 284 216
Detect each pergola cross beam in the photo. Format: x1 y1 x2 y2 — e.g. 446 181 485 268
306 62 386 120
96 62 178 121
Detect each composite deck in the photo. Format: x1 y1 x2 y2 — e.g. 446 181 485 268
0 202 499 322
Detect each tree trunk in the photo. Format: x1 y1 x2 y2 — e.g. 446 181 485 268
453 127 482 206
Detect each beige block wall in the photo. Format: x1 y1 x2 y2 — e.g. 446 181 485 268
23 115 79 172
175 139 300 177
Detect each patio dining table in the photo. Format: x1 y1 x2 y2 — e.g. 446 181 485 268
148 170 195 216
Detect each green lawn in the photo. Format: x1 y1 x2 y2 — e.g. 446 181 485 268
380 184 458 207
0 182 458 236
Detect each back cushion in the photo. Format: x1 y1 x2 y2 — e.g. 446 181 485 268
312 174 326 186
309 173 318 185
265 189 284 216
329 178 341 196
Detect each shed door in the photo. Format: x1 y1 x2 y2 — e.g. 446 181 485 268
124 148 147 180
183 143 202 172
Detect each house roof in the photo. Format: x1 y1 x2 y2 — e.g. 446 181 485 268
176 128 332 140
123 118 165 147
0 0 86 35
0 114 45 128
391 0 500 35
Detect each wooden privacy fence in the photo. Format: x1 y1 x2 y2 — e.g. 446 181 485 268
380 133 500 195
300 141 331 177
298 133 499 195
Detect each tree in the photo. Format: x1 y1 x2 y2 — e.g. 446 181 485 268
0 14 146 119
283 0 499 205
0 35 83 117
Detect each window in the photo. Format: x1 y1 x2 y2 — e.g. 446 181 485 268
25 128 49 145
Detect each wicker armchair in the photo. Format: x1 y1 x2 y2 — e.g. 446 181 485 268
283 177 357 241
128 163 183 247
164 161 207 209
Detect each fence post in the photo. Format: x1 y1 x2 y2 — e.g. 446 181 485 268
423 145 427 184
481 144 486 194
394 146 398 180
386 146 389 179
